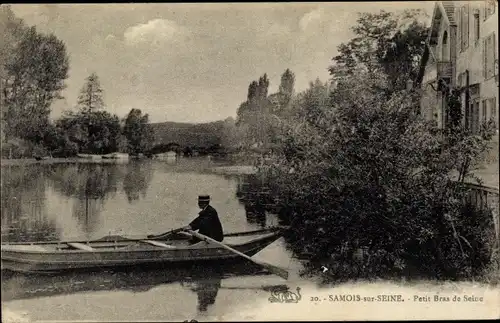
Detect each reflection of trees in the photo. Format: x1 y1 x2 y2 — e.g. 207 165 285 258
46 164 126 234
236 174 277 228
48 164 124 200
1 165 60 242
122 161 153 203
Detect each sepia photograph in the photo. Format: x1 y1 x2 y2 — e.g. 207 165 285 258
1 1 499 322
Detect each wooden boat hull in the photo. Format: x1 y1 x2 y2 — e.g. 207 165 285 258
1 229 283 274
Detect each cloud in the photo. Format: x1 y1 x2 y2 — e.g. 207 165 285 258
123 19 189 47
299 8 323 31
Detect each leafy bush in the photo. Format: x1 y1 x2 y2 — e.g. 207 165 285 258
262 72 495 281
0 138 48 159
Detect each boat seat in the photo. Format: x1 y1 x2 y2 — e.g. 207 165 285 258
67 242 95 251
141 240 176 249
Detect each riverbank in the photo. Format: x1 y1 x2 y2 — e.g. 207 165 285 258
0 157 130 166
211 165 258 175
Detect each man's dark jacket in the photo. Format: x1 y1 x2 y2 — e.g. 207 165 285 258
189 205 224 242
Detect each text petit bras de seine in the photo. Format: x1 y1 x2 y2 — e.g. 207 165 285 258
322 294 484 302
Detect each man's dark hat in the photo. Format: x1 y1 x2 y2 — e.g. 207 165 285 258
198 195 210 202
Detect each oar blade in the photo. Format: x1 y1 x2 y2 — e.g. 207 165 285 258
186 229 289 280
257 261 289 280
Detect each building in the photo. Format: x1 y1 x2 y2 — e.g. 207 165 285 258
418 0 498 156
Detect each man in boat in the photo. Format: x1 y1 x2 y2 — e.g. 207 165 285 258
182 195 224 244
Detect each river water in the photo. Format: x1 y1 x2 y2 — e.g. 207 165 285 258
1 159 498 321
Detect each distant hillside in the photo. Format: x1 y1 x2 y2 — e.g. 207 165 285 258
150 120 226 148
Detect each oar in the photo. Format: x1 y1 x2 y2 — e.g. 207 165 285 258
186 230 289 280
146 227 185 240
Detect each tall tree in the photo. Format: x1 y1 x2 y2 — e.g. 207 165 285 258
329 9 428 92
1 6 69 142
77 73 105 114
74 73 107 152
279 69 295 98
271 69 296 117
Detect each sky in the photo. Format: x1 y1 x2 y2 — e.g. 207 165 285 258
11 2 435 124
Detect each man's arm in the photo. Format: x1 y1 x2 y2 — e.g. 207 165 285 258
184 216 202 231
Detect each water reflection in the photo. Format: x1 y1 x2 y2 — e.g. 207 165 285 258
1 165 59 242
184 272 223 313
47 164 124 200
1 160 298 322
122 161 154 203
236 174 279 228
1 263 270 302
46 164 126 235
1 160 275 242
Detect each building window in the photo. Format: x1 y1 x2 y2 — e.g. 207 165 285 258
461 5 470 51
458 72 467 88
484 33 497 79
482 98 498 131
474 10 480 44
482 99 488 123
468 85 481 135
484 0 496 20
489 97 497 130
471 100 480 134
442 31 449 60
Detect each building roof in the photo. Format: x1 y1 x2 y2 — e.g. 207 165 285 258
428 1 456 45
416 1 456 85
441 1 457 26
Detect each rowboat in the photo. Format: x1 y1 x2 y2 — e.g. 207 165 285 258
1 227 284 274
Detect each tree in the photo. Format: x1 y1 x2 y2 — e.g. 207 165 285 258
236 74 272 146
265 71 494 281
0 5 24 143
1 6 69 142
295 78 331 126
270 69 296 118
279 69 295 98
76 73 105 113
123 108 154 155
86 111 121 154
329 9 428 93
73 73 117 153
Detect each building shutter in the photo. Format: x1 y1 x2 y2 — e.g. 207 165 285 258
493 33 497 77
487 97 497 130
465 4 469 49
483 37 488 78
482 100 488 123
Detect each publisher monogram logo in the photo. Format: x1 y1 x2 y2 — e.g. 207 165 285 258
268 287 302 303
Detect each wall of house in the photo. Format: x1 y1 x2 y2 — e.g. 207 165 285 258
454 1 498 162
420 85 439 123
455 2 485 85
481 1 499 140
421 6 453 128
